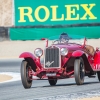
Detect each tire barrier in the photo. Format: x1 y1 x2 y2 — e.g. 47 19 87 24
0 27 9 41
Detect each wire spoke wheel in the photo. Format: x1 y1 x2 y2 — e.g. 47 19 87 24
74 57 85 85
80 63 85 80
48 77 57 86
20 60 32 89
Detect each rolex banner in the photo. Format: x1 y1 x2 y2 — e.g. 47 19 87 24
10 0 100 40
14 0 100 26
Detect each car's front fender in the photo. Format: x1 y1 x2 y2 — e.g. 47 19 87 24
72 50 84 57
72 50 93 71
19 52 36 61
19 52 42 71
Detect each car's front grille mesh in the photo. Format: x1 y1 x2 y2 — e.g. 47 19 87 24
45 47 59 68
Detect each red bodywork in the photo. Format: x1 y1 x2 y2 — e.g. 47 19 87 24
19 38 100 80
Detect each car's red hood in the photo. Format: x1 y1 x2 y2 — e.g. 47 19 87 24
52 43 82 51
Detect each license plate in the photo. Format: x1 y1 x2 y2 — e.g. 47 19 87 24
46 73 56 76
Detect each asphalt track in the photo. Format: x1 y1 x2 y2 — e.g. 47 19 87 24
0 59 100 100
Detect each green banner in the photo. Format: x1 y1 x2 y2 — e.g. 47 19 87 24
10 27 100 40
11 0 100 40
14 0 100 26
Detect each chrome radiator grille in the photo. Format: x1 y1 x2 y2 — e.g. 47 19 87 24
45 47 60 68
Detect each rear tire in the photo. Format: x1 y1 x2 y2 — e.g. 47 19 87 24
74 58 85 85
20 60 32 89
97 71 100 81
48 77 57 86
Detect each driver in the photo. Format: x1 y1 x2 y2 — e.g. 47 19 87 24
60 33 95 56
59 32 70 43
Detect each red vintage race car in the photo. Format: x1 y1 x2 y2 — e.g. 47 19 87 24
19 33 100 89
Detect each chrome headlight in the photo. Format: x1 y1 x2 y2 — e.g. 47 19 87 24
34 48 43 57
60 48 68 56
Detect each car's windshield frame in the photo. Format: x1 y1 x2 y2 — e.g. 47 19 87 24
48 34 85 45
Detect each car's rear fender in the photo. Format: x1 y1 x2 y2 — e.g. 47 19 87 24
19 52 41 72
93 51 100 70
94 51 100 64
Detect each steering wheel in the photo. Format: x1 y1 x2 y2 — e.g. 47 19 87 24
52 40 60 44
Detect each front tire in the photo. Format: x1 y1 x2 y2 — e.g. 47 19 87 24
74 58 85 85
20 60 32 89
48 77 57 86
97 71 100 81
